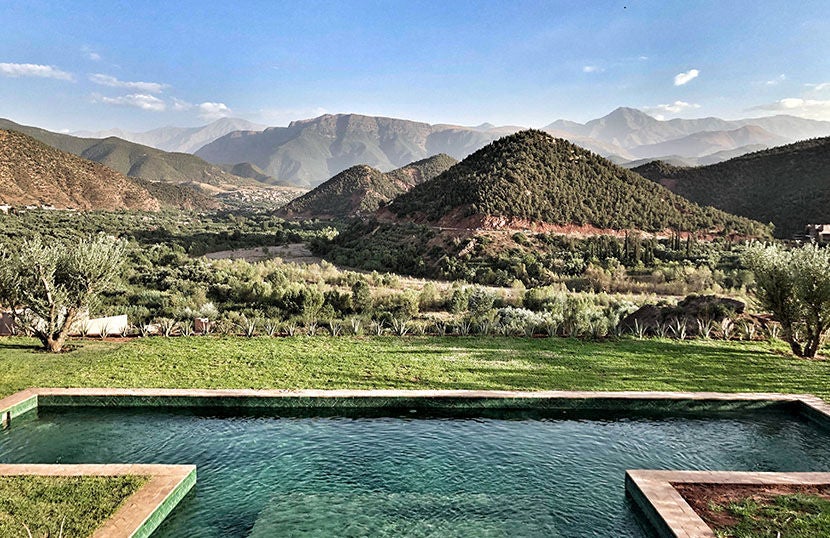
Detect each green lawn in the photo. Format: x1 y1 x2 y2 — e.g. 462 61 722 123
1 335 829 399
0 475 146 537
712 494 830 538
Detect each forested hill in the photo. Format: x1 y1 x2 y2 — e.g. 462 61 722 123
277 154 457 219
0 118 256 189
389 130 770 237
632 137 830 237
0 129 161 211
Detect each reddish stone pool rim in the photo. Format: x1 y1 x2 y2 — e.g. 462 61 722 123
0 463 196 538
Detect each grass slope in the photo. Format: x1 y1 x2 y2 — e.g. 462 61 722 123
2 336 829 399
0 475 146 537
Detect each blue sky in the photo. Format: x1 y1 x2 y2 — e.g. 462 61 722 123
0 0 828 132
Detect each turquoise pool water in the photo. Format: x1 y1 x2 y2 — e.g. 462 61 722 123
2 406 830 537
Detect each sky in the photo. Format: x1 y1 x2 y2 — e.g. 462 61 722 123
0 0 828 132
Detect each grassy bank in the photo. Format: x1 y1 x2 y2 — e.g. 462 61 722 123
0 336 828 399
0 475 146 537
712 494 830 537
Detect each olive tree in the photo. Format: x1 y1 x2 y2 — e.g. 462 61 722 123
743 243 830 357
0 235 126 352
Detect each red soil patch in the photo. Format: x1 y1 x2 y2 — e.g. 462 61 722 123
674 483 830 530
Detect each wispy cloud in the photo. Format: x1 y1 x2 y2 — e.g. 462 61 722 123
582 65 603 73
673 69 699 86
82 46 101 61
89 73 167 94
806 82 830 92
765 74 786 86
645 101 701 116
96 93 166 112
750 98 830 120
198 102 232 120
0 62 74 81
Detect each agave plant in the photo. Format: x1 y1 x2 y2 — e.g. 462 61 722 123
284 321 299 337
349 318 363 336
765 322 781 341
179 320 195 337
478 319 495 336
263 319 280 337
157 318 178 338
632 319 647 340
654 321 669 339
721 319 736 340
668 317 687 340
371 320 385 336
740 321 757 341
456 318 473 336
696 317 718 340
305 321 319 337
329 320 343 337
240 317 259 338
431 321 447 336
391 317 409 337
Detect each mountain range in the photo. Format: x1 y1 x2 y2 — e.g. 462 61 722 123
74 117 266 154
632 137 830 237
193 109 830 187
0 118 256 190
0 129 216 211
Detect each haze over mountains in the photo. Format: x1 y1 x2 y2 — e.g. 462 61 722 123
193 108 830 187
75 118 266 154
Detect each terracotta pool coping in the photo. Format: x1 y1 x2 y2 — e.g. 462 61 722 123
625 470 830 538
0 463 196 538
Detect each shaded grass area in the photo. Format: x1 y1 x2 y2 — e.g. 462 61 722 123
0 475 147 537
713 494 830 538
0 336 828 399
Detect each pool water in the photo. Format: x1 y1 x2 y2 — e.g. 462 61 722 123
2 407 830 537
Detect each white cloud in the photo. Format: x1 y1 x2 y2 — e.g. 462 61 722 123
751 98 830 120
582 65 603 73
82 46 101 61
0 62 73 81
89 73 167 94
765 74 786 86
197 102 232 120
807 82 830 92
171 98 193 111
673 69 699 86
644 101 701 116
97 93 166 112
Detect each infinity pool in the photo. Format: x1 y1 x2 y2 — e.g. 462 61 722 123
2 406 830 537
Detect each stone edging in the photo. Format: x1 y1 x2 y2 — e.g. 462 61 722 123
0 464 196 538
4 388 830 537
625 470 830 538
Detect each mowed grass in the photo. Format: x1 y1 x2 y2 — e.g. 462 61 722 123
0 475 146 537
713 494 830 537
1 336 829 399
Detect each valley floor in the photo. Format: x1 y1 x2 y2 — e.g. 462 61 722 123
1 336 828 400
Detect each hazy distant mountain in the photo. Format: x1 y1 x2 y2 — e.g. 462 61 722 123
0 118 255 189
548 107 830 151
632 137 830 237
196 114 522 187
277 154 457 219
75 118 266 154
628 126 787 159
